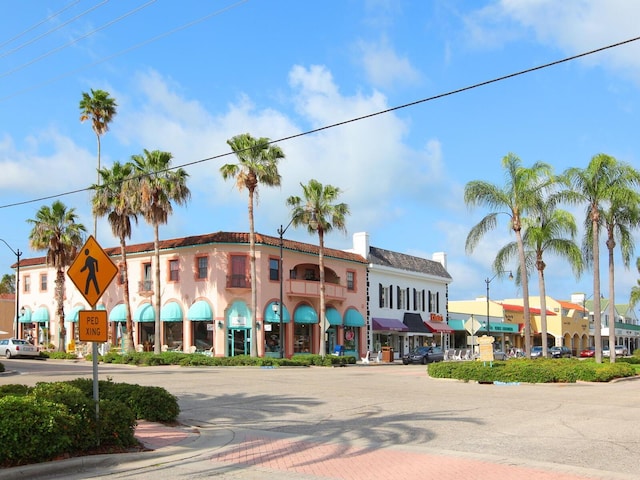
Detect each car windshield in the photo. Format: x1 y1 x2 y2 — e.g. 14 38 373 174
12 339 28 345
532 346 542 351
411 347 429 354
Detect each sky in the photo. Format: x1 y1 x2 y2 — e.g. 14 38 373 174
1 0 640 306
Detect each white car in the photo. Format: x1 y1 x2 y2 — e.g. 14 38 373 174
0 338 40 358
603 345 628 357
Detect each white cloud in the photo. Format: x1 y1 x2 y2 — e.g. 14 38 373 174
355 37 421 89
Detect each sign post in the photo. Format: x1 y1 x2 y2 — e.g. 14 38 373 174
67 236 118 437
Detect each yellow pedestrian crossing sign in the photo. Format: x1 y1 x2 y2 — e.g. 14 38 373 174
67 235 118 307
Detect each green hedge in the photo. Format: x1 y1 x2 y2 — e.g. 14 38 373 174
0 378 178 467
427 358 636 383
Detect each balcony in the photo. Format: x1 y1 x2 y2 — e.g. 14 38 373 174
138 280 153 297
226 274 251 289
285 279 346 302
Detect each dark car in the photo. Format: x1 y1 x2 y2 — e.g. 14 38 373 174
402 346 444 365
549 346 571 358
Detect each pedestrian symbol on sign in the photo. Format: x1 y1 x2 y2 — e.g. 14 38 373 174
80 249 100 296
67 236 118 307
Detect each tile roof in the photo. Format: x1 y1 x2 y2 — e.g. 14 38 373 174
17 231 368 267
367 246 452 280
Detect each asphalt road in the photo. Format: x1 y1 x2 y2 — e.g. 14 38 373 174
2 358 639 478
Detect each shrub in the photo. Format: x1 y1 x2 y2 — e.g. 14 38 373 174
128 386 179 422
96 399 137 448
0 362 4 373
0 384 32 397
0 396 76 466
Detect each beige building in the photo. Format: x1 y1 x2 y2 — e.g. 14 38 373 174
0 293 14 339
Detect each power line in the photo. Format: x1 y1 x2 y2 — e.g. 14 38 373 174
0 34 638 210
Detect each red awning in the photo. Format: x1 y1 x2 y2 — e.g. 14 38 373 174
424 320 454 333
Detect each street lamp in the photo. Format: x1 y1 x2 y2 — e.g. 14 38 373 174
485 270 513 339
276 218 295 358
0 239 21 339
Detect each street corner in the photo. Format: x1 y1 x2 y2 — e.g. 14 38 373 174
135 420 200 450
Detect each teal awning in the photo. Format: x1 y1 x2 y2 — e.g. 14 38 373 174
32 307 49 323
161 302 183 322
134 303 155 322
344 309 365 327
67 306 84 323
326 307 342 326
187 301 213 321
294 305 318 324
19 308 32 323
109 304 127 322
264 301 290 323
226 300 251 329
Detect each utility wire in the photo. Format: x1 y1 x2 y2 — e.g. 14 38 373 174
0 0 109 60
0 34 639 210
0 0 156 79
0 0 82 50
0 0 250 103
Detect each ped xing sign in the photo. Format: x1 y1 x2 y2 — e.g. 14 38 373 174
78 310 108 343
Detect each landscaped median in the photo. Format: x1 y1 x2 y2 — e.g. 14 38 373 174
427 358 638 383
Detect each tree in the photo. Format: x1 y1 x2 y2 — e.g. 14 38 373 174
594 167 640 362
132 150 190 355
0 274 15 294
495 193 583 357
287 179 349 358
465 153 553 358
629 258 640 310
79 89 117 237
27 200 86 352
564 154 640 363
220 133 284 357
92 161 139 353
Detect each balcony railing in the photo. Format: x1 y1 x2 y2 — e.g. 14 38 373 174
138 280 153 293
285 279 346 301
226 274 251 289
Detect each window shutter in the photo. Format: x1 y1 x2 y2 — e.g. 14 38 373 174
379 283 383 308
390 285 394 309
436 292 440 312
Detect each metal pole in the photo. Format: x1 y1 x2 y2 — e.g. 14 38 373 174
279 225 284 359
486 277 490 338
15 249 20 339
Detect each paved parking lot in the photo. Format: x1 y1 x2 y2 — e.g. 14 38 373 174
2 360 639 479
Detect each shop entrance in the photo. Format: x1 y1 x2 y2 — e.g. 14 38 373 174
228 329 250 356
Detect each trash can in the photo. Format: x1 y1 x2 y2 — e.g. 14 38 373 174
381 346 393 362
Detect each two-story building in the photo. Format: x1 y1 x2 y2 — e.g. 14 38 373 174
348 232 453 360
17 231 368 358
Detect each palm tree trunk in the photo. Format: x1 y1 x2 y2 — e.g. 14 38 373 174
94 133 101 238
56 269 66 353
516 230 532 357
153 222 161 355
248 189 257 357
593 217 603 363
608 241 617 362
318 229 326 358
538 267 549 356
120 236 134 353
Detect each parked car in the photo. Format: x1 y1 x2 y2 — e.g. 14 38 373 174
579 346 595 358
402 346 445 364
530 346 549 358
603 345 628 357
0 338 40 358
549 346 571 358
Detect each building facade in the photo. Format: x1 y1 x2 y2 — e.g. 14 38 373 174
17 231 368 358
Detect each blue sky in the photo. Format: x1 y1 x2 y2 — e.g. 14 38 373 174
1 0 640 304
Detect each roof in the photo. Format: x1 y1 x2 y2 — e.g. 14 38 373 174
558 300 585 311
500 303 556 316
17 231 368 268
368 246 452 280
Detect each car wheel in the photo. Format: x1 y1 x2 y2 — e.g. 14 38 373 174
5 350 12 359
402 360 408 365
422 357 428 365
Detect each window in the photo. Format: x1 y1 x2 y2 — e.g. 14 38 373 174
142 263 152 291
23 276 30 293
379 284 391 308
230 255 247 287
346 271 355 291
117 265 125 285
40 274 47 292
169 259 179 282
196 256 208 280
397 286 407 310
269 258 279 281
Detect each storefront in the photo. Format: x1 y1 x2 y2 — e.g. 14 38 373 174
371 317 408 359
161 302 184 350
188 300 214 352
226 300 252 356
293 304 317 354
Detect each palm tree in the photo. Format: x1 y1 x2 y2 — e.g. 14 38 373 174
220 133 284 357
79 89 117 237
132 150 190 355
465 153 553 358
287 179 349 358
27 200 86 352
495 194 583 357
596 171 640 362
92 161 139 353
564 154 640 363
629 258 640 309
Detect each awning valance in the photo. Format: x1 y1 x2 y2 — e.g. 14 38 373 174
344 309 365 327
188 301 213 321
161 302 183 322
403 313 430 333
424 320 454 333
294 305 318 324
371 317 408 332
